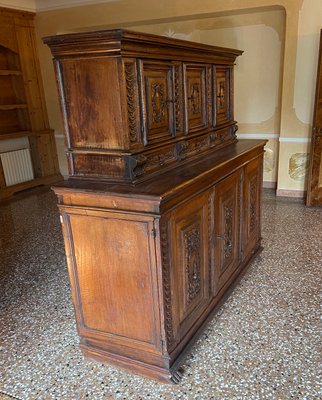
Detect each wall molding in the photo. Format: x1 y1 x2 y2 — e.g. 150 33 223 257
236 133 311 143
237 133 279 139
263 181 277 189
279 137 311 143
276 189 306 198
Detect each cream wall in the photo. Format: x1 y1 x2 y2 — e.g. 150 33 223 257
30 0 321 194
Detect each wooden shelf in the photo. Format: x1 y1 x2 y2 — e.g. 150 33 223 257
0 7 62 198
0 130 34 140
0 104 28 110
0 69 22 76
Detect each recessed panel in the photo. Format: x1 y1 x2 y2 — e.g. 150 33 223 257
68 213 157 344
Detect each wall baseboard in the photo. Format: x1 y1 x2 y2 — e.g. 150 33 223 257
263 181 277 189
276 189 306 198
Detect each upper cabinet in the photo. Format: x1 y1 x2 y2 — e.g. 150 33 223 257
0 7 61 199
44 29 242 184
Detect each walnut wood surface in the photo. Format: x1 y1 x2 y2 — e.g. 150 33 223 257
46 28 265 383
45 29 242 184
54 140 266 383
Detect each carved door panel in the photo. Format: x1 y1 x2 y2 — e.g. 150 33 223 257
214 67 233 127
183 64 211 134
211 170 241 295
243 157 262 260
139 61 175 145
307 29 322 206
167 191 210 341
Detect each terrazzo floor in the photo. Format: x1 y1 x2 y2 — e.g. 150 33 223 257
0 188 321 400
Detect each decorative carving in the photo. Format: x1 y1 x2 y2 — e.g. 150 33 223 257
184 226 201 305
160 222 174 348
223 203 233 260
174 66 182 133
176 136 210 161
176 141 188 161
249 176 257 232
189 83 200 114
146 148 174 168
208 196 213 296
207 68 212 126
170 369 183 384
217 81 225 108
152 83 166 123
129 154 147 178
124 62 139 143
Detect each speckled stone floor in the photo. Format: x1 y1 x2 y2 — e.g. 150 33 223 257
0 188 321 400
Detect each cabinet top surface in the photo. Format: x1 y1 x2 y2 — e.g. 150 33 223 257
43 28 243 61
54 140 266 202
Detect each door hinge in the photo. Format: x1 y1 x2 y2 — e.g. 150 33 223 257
151 228 157 239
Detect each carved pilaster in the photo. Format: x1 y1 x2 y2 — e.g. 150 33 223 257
174 65 183 133
124 61 139 144
160 221 174 348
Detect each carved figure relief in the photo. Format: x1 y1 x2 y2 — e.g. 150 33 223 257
217 81 225 109
223 203 233 260
184 226 201 305
189 83 200 114
249 177 258 232
152 83 166 123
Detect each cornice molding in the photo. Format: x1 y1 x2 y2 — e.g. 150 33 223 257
0 1 36 12
0 0 117 12
36 0 116 12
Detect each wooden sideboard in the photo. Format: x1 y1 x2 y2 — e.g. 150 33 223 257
44 29 266 383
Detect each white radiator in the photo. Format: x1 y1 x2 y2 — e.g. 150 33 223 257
0 148 34 186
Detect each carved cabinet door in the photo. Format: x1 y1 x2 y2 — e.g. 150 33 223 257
183 64 211 134
242 157 262 259
166 190 210 342
211 170 242 295
139 61 175 145
214 66 233 127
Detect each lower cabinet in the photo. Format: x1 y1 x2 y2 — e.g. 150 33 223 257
56 143 265 383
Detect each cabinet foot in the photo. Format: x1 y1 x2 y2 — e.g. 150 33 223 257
169 368 183 384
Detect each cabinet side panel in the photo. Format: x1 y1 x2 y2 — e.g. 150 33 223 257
59 57 127 150
66 212 158 345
